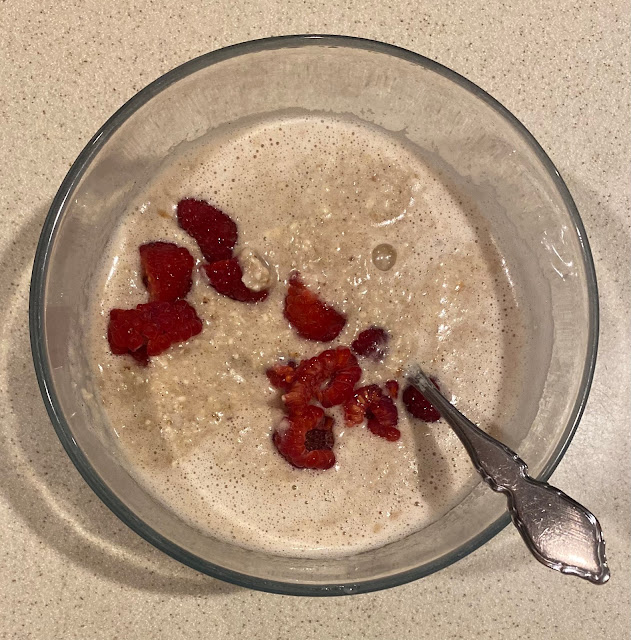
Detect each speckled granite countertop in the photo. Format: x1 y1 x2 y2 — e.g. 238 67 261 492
0 2 629 638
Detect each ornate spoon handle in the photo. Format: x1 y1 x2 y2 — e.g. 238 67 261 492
407 367 609 584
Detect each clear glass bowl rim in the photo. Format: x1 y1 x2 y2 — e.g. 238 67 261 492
29 34 599 596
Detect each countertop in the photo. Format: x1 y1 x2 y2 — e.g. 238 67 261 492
0 2 629 638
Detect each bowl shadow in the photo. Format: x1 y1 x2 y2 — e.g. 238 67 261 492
0 207 240 597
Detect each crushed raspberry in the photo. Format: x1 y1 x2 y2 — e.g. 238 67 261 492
283 272 346 342
344 384 400 441
139 241 194 303
402 378 441 422
282 353 326 412
351 327 388 360
204 258 269 303
272 407 336 470
281 347 361 411
316 348 362 408
177 198 238 263
268 347 362 469
366 414 400 441
343 392 367 427
385 379 399 399
108 300 203 365
266 361 297 391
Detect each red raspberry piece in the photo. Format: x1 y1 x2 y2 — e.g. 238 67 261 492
366 414 400 441
281 347 361 411
272 406 336 470
402 378 441 422
177 198 238 263
266 361 298 391
351 327 388 360
344 384 400 441
316 348 362 408
282 353 326 412
385 379 399 399
343 392 367 427
107 300 203 365
283 272 346 342
204 258 269 303
139 241 194 303
267 347 362 469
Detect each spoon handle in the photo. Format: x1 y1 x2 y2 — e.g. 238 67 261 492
407 368 609 584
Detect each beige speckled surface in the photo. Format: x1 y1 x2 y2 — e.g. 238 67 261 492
1 2 629 638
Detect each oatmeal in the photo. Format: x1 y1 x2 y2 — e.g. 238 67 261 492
90 114 529 557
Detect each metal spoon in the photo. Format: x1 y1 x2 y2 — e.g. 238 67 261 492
406 366 610 584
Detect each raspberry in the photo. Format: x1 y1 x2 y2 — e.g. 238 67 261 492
283 272 346 342
266 361 297 391
282 353 326 412
204 258 269 303
385 379 399 399
272 407 336 470
343 392 366 427
351 327 388 360
344 384 400 441
402 378 441 422
366 413 400 441
316 348 362 408
177 198 238 263
268 347 362 469
108 300 203 364
281 347 361 411
139 241 194 302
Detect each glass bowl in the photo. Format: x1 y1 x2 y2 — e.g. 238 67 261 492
29 35 598 596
